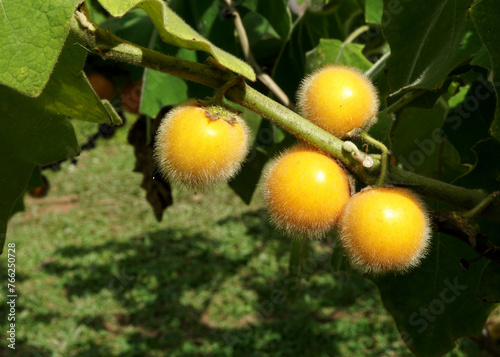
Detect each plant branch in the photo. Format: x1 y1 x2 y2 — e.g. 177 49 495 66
70 11 500 223
434 211 500 266
360 132 389 187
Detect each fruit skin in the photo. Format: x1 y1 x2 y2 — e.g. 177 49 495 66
121 80 143 113
154 100 250 187
297 65 379 138
28 175 50 198
263 145 351 238
88 73 116 101
338 187 431 274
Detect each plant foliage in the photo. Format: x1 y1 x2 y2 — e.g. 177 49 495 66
1 0 499 356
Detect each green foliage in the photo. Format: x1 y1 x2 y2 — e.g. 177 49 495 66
0 0 81 96
371 236 494 357
306 38 373 73
2 0 500 356
98 0 255 81
0 32 121 252
384 0 481 98
470 0 500 142
0 129 416 355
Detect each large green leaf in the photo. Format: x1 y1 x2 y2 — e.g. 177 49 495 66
442 79 496 166
46 33 122 124
97 0 255 81
0 0 81 97
478 261 500 303
470 0 500 142
305 38 373 73
0 89 79 253
139 1 212 118
241 0 292 40
371 235 494 357
184 0 238 54
0 30 124 253
365 0 383 24
383 0 481 98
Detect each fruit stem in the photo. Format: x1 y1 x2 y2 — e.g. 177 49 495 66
213 76 243 105
360 132 389 187
463 191 499 218
70 12 500 222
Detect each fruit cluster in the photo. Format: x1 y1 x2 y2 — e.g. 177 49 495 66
154 65 431 274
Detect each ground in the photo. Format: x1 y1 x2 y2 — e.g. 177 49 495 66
0 116 485 356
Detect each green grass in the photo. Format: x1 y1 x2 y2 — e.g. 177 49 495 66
0 117 485 356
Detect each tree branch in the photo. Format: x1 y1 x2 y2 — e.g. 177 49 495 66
69 11 500 223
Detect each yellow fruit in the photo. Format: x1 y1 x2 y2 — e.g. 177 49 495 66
338 187 431 274
154 100 249 187
263 145 351 238
297 65 379 138
88 72 116 101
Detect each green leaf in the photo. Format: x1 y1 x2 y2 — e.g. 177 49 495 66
442 79 496 165
370 235 495 357
185 0 238 55
273 0 363 99
383 0 481 98
141 28 211 118
9 166 44 218
368 111 394 147
470 0 500 142
0 29 124 253
141 46 200 118
390 99 470 183
45 33 122 125
100 9 155 48
0 0 81 97
471 45 492 70
305 38 373 73
97 0 255 81
241 0 292 40
478 261 500 303
86 0 109 24
242 11 283 62
0 89 79 253
365 0 383 24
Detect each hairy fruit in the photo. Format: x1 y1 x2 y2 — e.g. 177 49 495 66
339 187 431 274
297 65 379 138
154 100 250 187
88 72 116 101
263 145 351 238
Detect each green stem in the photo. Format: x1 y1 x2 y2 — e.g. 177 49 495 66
335 25 370 63
463 192 499 218
70 12 500 222
365 51 390 79
360 132 389 187
380 89 426 115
